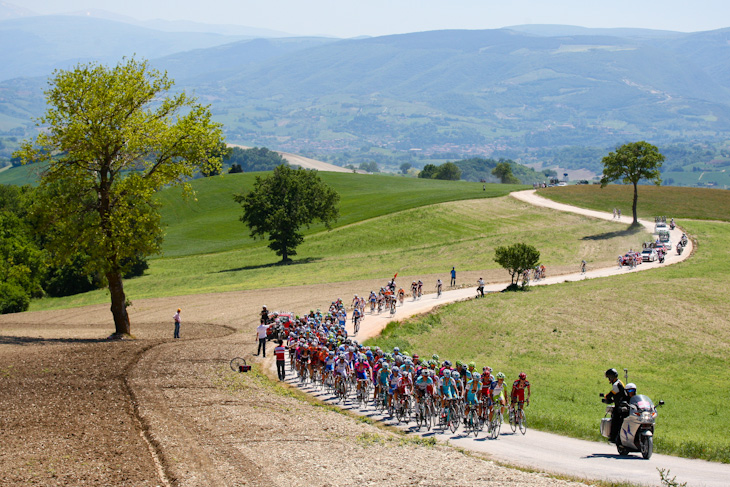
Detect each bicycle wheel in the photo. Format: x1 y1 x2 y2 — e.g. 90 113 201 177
354 319 360 334
415 403 424 430
509 408 517 433
518 409 527 435
449 405 460 434
425 403 432 431
229 357 246 372
490 412 501 439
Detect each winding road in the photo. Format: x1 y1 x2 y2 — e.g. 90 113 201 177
276 190 730 487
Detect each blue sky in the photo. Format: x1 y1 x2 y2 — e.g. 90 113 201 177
17 0 730 37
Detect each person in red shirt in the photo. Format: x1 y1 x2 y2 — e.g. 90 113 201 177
274 340 287 381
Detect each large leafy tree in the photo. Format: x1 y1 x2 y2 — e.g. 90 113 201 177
492 161 520 184
235 165 339 263
494 242 540 288
15 58 224 337
600 141 664 225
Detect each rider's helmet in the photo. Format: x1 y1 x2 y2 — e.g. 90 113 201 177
468 361 476 369
496 372 506 380
262 305 267 309
413 354 419 361
328 350 335 356
421 369 429 376
625 383 637 394
393 366 401 374
455 360 463 368
519 372 527 380
443 360 451 367
360 353 367 361
393 347 400 353
451 370 460 379
432 354 439 361
605 368 619 380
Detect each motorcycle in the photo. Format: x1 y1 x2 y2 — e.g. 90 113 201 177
600 393 664 459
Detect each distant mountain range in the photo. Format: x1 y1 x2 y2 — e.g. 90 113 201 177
1 9 730 178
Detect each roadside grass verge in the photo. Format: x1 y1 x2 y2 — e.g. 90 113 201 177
30 196 650 310
539 185 730 222
366 219 730 463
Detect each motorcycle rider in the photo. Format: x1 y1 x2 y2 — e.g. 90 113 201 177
602 368 627 445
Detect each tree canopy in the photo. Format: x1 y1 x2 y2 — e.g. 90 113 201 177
14 58 224 336
600 141 664 224
494 242 540 288
492 161 521 184
224 146 286 173
234 165 340 262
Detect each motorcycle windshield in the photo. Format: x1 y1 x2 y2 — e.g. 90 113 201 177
630 394 654 411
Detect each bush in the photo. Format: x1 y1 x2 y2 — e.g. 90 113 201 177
0 282 30 314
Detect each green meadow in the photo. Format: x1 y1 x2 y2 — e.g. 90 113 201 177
30 174 646 310
367 187 730 462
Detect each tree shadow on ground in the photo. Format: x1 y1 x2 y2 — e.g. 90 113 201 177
216 257 321 273
0 335 111 346
582 223 644 241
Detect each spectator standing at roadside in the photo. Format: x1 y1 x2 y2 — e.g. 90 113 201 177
450 266 456 287
274 340 287 380
617 208 621 219
173 308 181 339
256 321 269 357
477 277 485 297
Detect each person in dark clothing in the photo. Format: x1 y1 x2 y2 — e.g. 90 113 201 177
602 368 627 444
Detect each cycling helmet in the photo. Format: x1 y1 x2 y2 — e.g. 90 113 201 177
496 372 506 380
393 367 401 374
468 361 476 369
421 369 429 376
413 354 419 360
393 347 400 353
605 368 618 379
405 358 413 365
443 360 451 367
625 383 637 393
451 371 460 379
455 360 463 368
518 372 527 380
432 354 439 361
328 351 335 356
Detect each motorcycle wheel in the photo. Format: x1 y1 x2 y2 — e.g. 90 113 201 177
641 435 653 459
616 444 629 456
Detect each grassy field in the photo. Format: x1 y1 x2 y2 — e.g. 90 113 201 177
539 184 730 222
31 194 648 310
156 172 526 257
367 187 730 462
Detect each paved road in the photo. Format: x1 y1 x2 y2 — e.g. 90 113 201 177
274 191 730 487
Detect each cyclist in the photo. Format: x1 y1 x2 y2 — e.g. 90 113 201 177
351 307 362 334
388 366 401 410
464 370 482 423
411 281 418 300
509 372 531 421
417 280 423 298
436 279 442 297
488 372 508 425
397 287 405 305
440 369 457 416
476 277 485 297
354 353 372 397
333 355 350 390
414 368 434 405
580 260 587 274
369 291 377 311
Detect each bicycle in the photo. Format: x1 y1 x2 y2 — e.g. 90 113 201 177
334 376 348 403
229 357 250 373
490 406 503 439
352 314 361 335
509 401 528 435
414 393 432 431
355 378 371 407
464 403 480 437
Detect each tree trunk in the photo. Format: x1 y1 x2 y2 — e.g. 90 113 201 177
107 271 131 336
632 182 639 225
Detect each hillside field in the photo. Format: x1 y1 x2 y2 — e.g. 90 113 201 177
367 186 730 462
29 173 647 311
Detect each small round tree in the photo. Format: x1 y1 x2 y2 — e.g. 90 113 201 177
494 243 540 289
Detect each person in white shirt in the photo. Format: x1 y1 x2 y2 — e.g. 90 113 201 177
256 321 269 357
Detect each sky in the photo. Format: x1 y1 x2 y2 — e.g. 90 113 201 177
15 0 730 37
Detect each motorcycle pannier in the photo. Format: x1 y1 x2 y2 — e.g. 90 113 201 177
600 417 612 438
